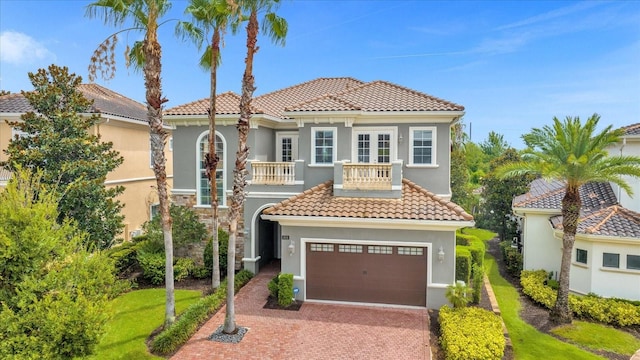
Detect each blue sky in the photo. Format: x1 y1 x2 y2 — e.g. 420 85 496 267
1 0 638 148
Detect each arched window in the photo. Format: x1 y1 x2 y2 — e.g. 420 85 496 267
196 131 226 206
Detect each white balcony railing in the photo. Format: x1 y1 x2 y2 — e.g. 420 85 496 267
251 162 296 185
342 163 392 190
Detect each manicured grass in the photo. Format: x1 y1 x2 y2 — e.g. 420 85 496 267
87 289 202 360
484 254 604 360
551 320 640 356
462 227 497 242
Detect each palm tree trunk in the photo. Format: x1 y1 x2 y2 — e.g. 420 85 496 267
223 9 258 335
208 28 221 290
551 186 580 324
144 19 174 327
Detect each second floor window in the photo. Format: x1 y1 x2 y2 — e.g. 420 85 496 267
197 131 225 206
312 127 336 165
410 127 436 166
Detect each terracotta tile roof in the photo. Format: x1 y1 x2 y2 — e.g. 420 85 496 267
163 91 262 116
621 123 640 136
550 205 640 238
513 178 617 212
164 77 465 119
0 84 147 122
286 80 465 113
262 179 473 222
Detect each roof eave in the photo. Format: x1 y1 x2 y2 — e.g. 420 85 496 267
553 228 640 244
260 214 474 231
164 114 240 127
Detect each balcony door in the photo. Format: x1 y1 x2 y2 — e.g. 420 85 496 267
354 128 395 164
276 132 299 162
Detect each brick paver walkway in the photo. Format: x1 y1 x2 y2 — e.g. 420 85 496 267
172 264 430 360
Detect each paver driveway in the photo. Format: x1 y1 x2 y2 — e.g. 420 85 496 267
172 263 430 360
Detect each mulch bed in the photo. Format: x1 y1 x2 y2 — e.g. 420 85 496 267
263 295 303 311
430 238 640 360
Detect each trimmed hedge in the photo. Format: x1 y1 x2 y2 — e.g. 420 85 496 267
471 264 483 305
499 241 522 278
468 238 485 268
151 269 254 355
268 274 279 298
521 270 640 326
456 232 475 246
439 306 506 360
455 246 471 284
278 273 294 307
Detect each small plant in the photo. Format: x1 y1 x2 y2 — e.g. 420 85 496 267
268 274 280 298
439 305 506 360
446 281 473 309
277 273 294 307
174 258 195 282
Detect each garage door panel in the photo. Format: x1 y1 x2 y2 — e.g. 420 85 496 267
306 243 427 307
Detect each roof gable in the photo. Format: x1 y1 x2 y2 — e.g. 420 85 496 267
551 205 640 238
513 179 618 212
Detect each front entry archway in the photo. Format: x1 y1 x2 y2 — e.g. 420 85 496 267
255 209 279 270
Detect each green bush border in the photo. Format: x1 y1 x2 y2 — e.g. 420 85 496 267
455 246 471 284
521 270 640 326
439 305 506 360
499 241 522 278
277 273 294 307
150 269 254 355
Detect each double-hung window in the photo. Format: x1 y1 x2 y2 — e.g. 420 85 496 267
409 127 436 166
311 127 336 165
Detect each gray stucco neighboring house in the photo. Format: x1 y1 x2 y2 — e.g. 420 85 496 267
164 77 473 309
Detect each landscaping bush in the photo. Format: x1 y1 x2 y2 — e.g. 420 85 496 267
521 270 640 327
455 246 471 284
446 281 472 308
137 251 165 285
174 258 195 282
268 274 280 298
468 238 485 268
204 229 230 276
151 269 254 355
439 305 506 360
499 241 522 278
190 265 210 279
104 241 139 276
143 205 208 251
456 232 476 246
278 273 295 307
471 263 483 305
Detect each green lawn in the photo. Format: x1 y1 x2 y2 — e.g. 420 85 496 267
484 254 604 360
86 289 202 360
552 320 640 356
461 227 497 242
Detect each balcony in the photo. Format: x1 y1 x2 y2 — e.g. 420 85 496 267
334 160 403 198
248 160 304 187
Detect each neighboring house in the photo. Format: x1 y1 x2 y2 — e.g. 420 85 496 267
165 77 474 309
0 84 174 240
513 124 640 301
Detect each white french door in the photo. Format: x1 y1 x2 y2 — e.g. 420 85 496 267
354 129 395 164
276 132 299 162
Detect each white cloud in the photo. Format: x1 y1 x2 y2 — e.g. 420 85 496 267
0 31 55 65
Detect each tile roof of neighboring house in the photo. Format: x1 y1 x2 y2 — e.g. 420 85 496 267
286 80 465 113
622 123 640 136
263 179 473 222
0 84 147 122
164 91 262 116
164 77 465 119
513 178 618 212
550 205 640 238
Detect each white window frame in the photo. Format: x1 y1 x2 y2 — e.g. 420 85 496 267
408 126 438 167
11 126 29 139
196 130 227 207
276 131 299 162
310 127 337 166
150 203 160 220
351 127 397 164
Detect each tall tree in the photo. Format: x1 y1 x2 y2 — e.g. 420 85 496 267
86 0 176 327
480 131 509 160
4 65 124 250
450 122 472 211
497 114 640 324
182 0 237 290
224 0 287 334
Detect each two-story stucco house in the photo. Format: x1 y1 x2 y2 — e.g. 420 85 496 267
513 123 640 301
165 77 474 309
0 84 174 239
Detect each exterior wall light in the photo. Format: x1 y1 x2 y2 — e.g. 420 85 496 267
288 239 295 256
438 246 445 263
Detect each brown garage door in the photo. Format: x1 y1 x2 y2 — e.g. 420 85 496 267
306 243 427 306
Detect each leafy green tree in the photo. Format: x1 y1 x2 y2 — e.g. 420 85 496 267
143 204 208 250
87 0 176 327
181 0 238 291
450 123 475 212
497 114 640 324
478 148 532 241
480 131 509 160
0 169 118 359
4 65 124 250
225 0 287 334
464 141 487 187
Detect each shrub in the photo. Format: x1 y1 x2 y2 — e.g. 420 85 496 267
456 232 476 246
174 258 195 282
278 273 294 307
104 242 139 276
204 229 229 275
151 269 254 355
499 241 522 278
446 281 472 308
268 274 280 298
468 238 485 268
143 205 208 251
190 266 210 279
471 264 483 305
521 270 640 327
455 246 471 284
137 251 165 285
439 305 506 360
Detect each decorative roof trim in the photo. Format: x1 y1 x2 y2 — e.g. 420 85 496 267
260 214 474 231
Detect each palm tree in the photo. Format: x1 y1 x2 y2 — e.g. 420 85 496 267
497 114 640 324
223 0 287 334
182 0 237 291
86 0 177 327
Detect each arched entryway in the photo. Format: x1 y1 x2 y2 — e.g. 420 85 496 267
253 206 280 271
